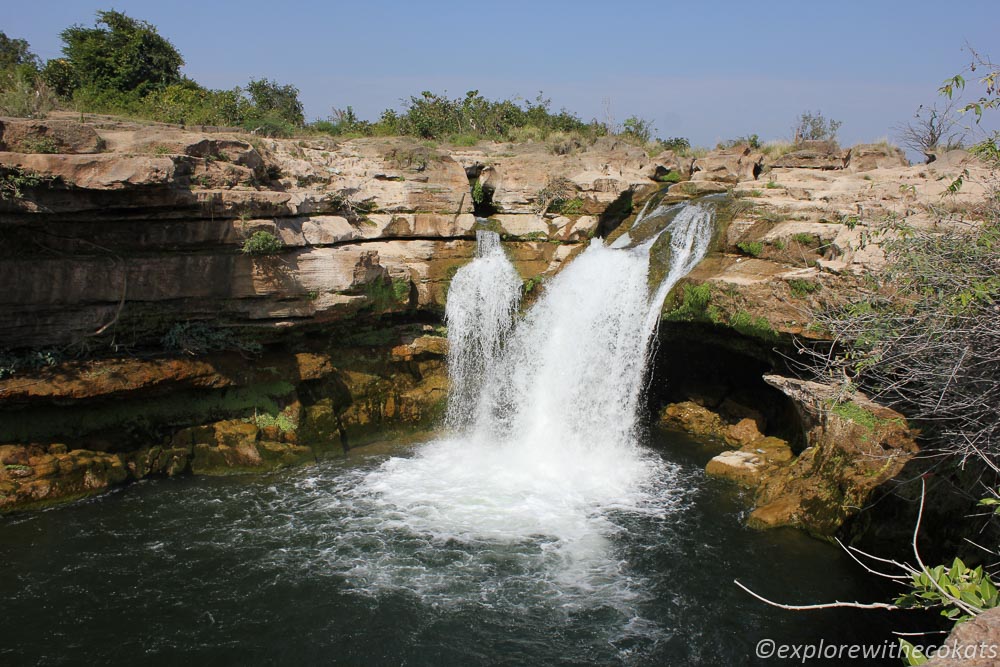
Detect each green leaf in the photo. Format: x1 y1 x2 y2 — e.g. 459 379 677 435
899 639 928 665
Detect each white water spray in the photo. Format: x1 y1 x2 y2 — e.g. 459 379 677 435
443 230 522 429
341 202 715 615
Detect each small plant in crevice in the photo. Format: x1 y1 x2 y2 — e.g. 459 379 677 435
736 241 764 257
0 347 63 379
247 409 298 432
241 230 284 256
470 178 499 216
552 197 584 216
663 282 720 323
18 137 59 154
729 310 777 340
522 275 545 295
161 322 262 356
0 166 45 200
654 170 682 184
788 279 822 298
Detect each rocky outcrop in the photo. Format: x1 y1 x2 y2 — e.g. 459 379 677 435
691 145 763 183
770 140 847 170
845 142 909 172
0 118 104 153
661 375 918 535
0 319 450 510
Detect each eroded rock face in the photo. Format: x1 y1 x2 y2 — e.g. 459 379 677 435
666 374 918 535
0 116 665 351
691 145 763 183
0 324 450 511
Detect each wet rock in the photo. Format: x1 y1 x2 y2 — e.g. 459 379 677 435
725 418 764 447
659 401 727 439
706 450 768 486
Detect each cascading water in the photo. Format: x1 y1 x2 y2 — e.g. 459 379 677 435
443 230 522 430
331 203 716 619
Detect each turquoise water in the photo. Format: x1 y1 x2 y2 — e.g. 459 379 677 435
0 427 910 666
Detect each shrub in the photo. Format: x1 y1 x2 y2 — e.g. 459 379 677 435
245 78 304 126
241 231 284 255
622 115 655 143
729 310 776 339
658 137 691 153
19 136 59 154
788 279 821 297
0 347 61 379
792 110 842 143
0 166 45 200
0 66 56 118
552 197 584 215
736 241 764 257
664 282 719 322
718 133 761 150
655 171 682 184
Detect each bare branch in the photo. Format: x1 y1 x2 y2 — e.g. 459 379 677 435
732 579 900 611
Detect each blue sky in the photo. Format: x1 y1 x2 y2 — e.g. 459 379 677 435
6 1 998 148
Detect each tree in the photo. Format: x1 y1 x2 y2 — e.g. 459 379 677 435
0 32 55 118
245 78 305 126
59 10 183 96
792 110 842 143
894 100 966 163
0 32 40 70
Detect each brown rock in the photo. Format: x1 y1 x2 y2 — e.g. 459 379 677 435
925 608 1000 666
747 496 802 529
771 141 846 170
846 143 909 172
0 118 104 154
659 401 726 439
691 145 763 183
746 436 794 463
725 418 763 447
706 450 767 486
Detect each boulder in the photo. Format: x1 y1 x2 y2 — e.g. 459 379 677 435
846 143 909 172
0 118 104 154
770 141 847 170
706 450 767 486
691 145 763 183
725 418 764 447
667 180 729 196
750 375 919 534
659 401 726 439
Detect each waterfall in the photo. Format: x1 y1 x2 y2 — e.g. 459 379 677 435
443 229 522 430
347 202 715 613
450 203 714 452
